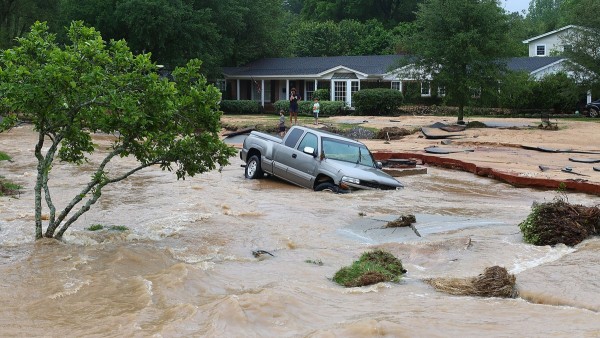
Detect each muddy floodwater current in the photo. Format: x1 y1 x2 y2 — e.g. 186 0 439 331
0 127 599 337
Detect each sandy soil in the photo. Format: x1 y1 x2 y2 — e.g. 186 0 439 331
223 115 600 194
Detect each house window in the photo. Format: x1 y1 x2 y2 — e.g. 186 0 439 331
438 86 446 97
536 44 546 56
391 81 402 91
334 81 346 102
351 81 359 94
421 81 431 97
305 82 316 100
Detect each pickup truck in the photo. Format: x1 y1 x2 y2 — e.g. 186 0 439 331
240 126 403 193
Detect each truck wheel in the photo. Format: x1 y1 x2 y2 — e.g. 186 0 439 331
245 155 264 179
589 107 599 118
315 182 348 194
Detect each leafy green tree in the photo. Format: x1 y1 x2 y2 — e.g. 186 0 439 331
0 22 236 240
301 0 422 27
403 0 510 123
560 0 600 87
291 19 395 56
527 0 565 33
0 0 59 49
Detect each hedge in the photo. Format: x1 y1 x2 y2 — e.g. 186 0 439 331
219 100 262 114
273 100 348 116
352 88 404 115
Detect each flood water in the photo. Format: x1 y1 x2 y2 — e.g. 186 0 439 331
1 126 599 337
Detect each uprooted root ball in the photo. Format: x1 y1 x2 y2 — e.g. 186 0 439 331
519 199 600 246
425 266 517 298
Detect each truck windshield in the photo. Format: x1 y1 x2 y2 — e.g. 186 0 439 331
322 137 375 167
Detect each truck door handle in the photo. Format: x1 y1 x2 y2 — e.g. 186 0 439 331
292 154 297 158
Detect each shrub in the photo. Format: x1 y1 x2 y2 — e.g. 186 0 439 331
219 100 262 114
333 249 406 287
0 151 11 161
352 88 404 115
274 100 347 116
312 88 330 101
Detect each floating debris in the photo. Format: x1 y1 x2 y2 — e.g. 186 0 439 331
426 266 517 298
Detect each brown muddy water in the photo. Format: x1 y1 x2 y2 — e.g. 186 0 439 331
0 126 599 337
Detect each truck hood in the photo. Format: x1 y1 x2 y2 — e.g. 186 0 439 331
324 159 403 190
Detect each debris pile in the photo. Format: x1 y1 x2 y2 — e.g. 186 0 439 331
426 266 517 298
519 198 599 246
384 214 416 228
375 127 414 140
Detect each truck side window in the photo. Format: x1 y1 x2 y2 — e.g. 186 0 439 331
284 128 303 148
297 132 318 152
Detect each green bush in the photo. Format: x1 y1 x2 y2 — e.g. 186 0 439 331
531 72 583 113
274 100 347 116
312 88 330 101
352 88 404 115
219 100 262 114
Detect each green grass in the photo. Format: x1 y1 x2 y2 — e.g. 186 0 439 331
332 250 406 287
0 175 21 197
86 224 130 231
0 151 11 161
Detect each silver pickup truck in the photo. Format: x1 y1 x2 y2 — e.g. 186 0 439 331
240 126 403 192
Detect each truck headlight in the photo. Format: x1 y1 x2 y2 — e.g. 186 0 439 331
341 176 360 185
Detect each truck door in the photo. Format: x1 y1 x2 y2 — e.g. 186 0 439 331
272 128 303 178
274 131 319 188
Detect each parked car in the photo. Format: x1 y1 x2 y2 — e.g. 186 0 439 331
240 126 403 193
586 99 600 117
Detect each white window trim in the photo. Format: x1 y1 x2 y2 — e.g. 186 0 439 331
536 44 547 56
421 81 431 97
391 81 402 92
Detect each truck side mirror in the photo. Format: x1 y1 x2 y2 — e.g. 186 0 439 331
303 146 317 157
376 161 383 169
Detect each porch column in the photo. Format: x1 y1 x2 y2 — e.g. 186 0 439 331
346 80 352 106
261 79 265 107
286 79 290 100
236 79 240 100
330 80 334 101
588 90 592 104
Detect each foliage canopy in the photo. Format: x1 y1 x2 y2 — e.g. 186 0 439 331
0 21 236 240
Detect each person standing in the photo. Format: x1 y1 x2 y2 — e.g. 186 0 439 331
312 97 320 125
278 109 286 137
289 88 300 125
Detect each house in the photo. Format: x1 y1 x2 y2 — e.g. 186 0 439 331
222 54 576 109
221 25 594 109
522 25 579 57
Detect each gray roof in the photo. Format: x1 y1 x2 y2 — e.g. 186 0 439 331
222 55 566 78
222 55 406 77
503 56 564 73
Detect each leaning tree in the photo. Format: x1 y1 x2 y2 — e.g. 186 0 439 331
0 21 236 240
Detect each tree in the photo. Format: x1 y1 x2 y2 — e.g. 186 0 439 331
403 0 510 123
527 0 565 33
300 0 422 28
291 19 395 56
0 0 60 49
0 22 236 240
560 0 600 88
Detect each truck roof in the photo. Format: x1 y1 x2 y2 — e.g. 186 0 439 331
289 125 364 145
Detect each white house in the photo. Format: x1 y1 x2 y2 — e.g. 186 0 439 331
221 26 592 109
522 25 579 57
